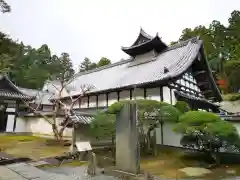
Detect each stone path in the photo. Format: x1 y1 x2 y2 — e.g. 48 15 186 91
0 162 119 180
1 162 240 180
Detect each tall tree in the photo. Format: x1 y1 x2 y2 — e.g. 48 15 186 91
79 57 96 72
227 10 240 60
97 57 111 67
0 0 11 13
57 52 75 81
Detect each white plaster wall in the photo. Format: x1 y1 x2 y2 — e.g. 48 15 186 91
16 116 72 137
162 86 171 104
89 96 97 107
98 94 107 107
155 122 182 147
134 88 144 100
15 117 27 132
134 50 155 62
6 115 15 132
171 89 177 105
42 105 53 111
80 97 88 108
6 107 16 132
72 99 80 109
119 90 130 100
146 88 161 101
108 92 118 106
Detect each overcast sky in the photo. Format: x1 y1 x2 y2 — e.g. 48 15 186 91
1 0 239 70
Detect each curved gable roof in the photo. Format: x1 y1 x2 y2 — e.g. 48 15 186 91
64 37 221 102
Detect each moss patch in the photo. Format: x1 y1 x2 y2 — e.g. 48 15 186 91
39 160 88 169
0 135 68 160
140 148 240 179
223 93 240 101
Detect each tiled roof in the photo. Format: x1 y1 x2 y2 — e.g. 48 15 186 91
0 91 33 100
66 38 202 96
174 91 219 107
18 87 54 105
70 111 95 124
0 75 34 100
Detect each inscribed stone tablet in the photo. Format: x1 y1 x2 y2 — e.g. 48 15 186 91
75 141 92 152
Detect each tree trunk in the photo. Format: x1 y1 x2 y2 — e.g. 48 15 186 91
52 124 61 140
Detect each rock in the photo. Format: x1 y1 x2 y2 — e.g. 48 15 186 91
226 169 236 175
178 167 212 177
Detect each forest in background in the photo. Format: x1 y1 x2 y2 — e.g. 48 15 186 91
0 1 239 92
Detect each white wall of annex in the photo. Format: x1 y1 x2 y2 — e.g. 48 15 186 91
16 116 72 137
146 88 161 101
42 105 53 112
108 92 118 106
134 88 144 100
80 96 88 108
162 86 171 104
6 106 16 132
89 96 97 107
171 89 177 105
155 122 182 147
98 94 107 107
119 90 130 100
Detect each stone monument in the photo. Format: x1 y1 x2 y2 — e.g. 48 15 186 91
116 103 140 174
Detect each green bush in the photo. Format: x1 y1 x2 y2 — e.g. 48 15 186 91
174 101 191 113
107 99 181 122
174 111 240 155
89 112 116 140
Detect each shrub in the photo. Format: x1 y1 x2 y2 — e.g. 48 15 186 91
174 111 240 164
174 101 191 113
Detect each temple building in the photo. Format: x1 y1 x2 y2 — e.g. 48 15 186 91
64 28 222 119
0 28 222 134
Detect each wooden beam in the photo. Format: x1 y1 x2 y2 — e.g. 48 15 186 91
193 70 206 77
106 93 109 107
117 91 120 101
96 95 98 108
130 89 133 100
87 95 90 108
160 86 163 101
197 81 209 86
144 88 147 99
202 90 212 95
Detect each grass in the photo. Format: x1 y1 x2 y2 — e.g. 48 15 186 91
0 134 68 160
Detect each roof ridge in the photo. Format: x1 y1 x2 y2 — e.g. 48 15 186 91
73 37 200 79
166 37 200 52
73 58 133 78
2 75 35 98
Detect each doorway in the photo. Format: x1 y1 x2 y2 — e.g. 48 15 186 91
0 104 8 132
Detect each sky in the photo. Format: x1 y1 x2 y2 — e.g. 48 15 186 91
0 0 239 70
